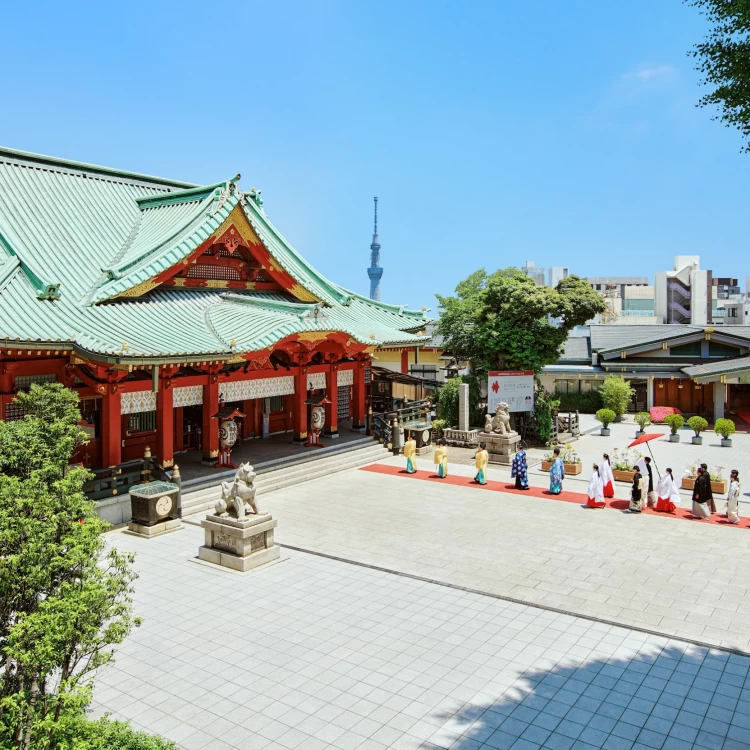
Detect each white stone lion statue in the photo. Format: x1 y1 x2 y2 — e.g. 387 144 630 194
215 463 260 519
484 402 513 435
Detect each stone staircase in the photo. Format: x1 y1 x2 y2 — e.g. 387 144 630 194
180 438 391 521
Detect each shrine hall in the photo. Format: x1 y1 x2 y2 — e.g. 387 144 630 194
0 147 429 471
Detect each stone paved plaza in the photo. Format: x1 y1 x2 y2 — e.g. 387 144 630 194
255 458 750 652
94 524 750 750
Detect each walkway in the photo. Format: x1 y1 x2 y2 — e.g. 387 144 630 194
93 526 750 750
259 457 750 653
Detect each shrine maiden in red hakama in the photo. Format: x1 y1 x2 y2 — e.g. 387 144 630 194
600 454 615 498
655 468 681 513
587 465 606 508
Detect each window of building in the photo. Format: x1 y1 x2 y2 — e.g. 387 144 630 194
14 373 57 391
708 342 739 358
410 364 438 380
337 386 351 421
128 411 156 433
268 395 283 412
669 342 701 357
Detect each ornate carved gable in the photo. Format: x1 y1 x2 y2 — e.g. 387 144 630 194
144 204 321 300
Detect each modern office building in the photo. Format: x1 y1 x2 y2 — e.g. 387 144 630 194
548 266 569 288
654 256 712 325
521 260 546 286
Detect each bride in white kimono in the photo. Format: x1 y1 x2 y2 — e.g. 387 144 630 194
726 469 741 524
587 464 606 508
655 468 681 513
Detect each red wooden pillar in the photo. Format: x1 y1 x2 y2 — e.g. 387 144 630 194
401 349 409 374
156 380 174 469
352 364 366 429
292 367 308 442
101 385 122 467
325 366 339 437
202 376 219 461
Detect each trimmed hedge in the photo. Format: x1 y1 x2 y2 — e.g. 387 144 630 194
553 390 603 413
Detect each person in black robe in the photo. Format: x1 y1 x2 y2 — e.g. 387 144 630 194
644 457 656 508
692 467 710 519
700 463 716 513
629 469 643 513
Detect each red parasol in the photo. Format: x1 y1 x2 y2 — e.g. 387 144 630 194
628 433 665 448
628 433 665 477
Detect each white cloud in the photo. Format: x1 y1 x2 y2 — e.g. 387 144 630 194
623 65 675 82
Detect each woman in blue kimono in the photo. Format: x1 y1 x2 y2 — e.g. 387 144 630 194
549 447 565 495
511 449 529 490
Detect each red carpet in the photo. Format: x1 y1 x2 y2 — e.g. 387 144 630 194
736 412 750 429
360 464 748 529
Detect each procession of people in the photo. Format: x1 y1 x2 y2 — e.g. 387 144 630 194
405 430 744 526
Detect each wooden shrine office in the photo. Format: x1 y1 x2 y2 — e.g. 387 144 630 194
0 148 428 470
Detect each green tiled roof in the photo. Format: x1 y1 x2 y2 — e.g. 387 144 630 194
0 147 429 360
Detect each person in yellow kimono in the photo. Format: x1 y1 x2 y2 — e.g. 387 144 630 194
433 438 448 478
403 431 417 473
474 441 489 485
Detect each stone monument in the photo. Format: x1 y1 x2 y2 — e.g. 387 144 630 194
478 402 520 465
444 382 480 447
199 463 280 572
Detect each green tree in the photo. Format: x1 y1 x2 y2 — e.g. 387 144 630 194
688 0 750 152
436 269 605 373
0 384 174 749
599 376 634 418
437 375 483 428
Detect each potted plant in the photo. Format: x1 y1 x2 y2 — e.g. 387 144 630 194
687 415 708 445
541 444 583 475
610 448 643 482
681 463 728 494
664 413 684 443
595 408 616 437
599 376 635 423
714 418 735 447
634 412 651 438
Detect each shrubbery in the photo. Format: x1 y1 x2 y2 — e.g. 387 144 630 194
552 390 603 413
599 376 634 417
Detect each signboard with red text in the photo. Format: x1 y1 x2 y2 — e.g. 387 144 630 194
488 370 534 413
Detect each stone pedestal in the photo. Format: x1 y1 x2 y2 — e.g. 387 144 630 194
199 513 280 572
478 432 520 465
444 428 479 447
128 518 183 538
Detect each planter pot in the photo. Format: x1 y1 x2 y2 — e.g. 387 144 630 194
613 469 636 483
668 434 680 443
541 461 583 475
600 428 611 437
691 436 703 445
681 476 728 494
614 415 624 423
634 430 644 439
720 438 732 447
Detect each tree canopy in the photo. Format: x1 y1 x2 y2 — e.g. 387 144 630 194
436 268 605 373
0 384 175 749
688 0 750 152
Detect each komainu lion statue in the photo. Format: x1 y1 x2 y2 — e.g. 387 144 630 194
484 402 514 435
215 463 260 519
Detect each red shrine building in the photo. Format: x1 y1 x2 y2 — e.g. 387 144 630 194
0 148 428 471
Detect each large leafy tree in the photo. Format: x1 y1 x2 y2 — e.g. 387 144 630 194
0 384 175 750
436 269 605 373
688 0 750 152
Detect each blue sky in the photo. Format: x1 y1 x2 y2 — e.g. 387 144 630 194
1 1 746 311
